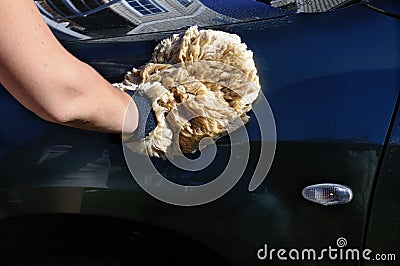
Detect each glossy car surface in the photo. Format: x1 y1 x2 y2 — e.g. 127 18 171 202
0 1 399 265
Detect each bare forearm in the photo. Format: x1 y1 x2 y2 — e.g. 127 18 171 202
0 0 138 133
56 61 139 133
0 58 138 133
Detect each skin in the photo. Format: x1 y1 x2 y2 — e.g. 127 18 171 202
0 0 138 133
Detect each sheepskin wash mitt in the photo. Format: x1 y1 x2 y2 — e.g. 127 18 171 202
114 25 261 159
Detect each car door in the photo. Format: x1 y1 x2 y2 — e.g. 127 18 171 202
70 3 399 264
0 1 399 265
364 83 400 264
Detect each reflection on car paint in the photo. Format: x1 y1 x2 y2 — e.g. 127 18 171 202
36 0 278 41
62 149 120 187
270 0 348 13
38 144 72 164
35 0 353 42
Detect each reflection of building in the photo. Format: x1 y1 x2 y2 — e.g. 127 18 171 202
270 0 348 13
34 0 237 40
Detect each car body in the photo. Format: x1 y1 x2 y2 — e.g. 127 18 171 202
0 0 399 265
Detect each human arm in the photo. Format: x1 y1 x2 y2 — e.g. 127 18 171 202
0 0 138 133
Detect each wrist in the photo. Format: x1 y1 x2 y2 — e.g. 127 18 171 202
122 94 139 134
